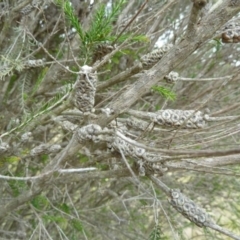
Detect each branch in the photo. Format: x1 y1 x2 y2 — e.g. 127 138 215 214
0 92 70 138
97 63 143 90
94 0 240 128
112 0 149 45
57 169 132 185
207 223 240 240
166 153 240 169
0 168 132 220
186 0 208 40
0 129 81 219
114 126 240 159
0 168 97 181
150 176 240 240
178 75 232 82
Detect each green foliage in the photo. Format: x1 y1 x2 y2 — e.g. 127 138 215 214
152 85 176 101
55 0 85 42
86 0 126 44
0 156 20 169
58 203 71 214
2 85 70 138
87 4 117 43
40 154 49 163
55 0 125 50
114 33 149 44
71 219 84 232
31 67 48 97
78 153 89 163
8 179 28 197
31 195 49 210
55 0 146 63
43 214 68 228
212 39 222 52
0 56 24 80
149 225 167 240
3 74 17 100
97 162 109 171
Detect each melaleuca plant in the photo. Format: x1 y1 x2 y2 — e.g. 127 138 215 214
55 0 126 62
1 1 240 240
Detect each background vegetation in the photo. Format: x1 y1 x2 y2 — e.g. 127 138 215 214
0 0 240 239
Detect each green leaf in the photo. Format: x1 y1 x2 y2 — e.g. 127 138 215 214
40 154 49 163
31 67 48 96
152 86 176 101
87 1 126 45
149 225 167 240
55 0 85 44
31 195 49 210
71 219 83 232
117 34 150 43
9 180 28 197
5 156 21 164
59 203 71 214
43 214 68 226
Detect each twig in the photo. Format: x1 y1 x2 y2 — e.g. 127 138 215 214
115 126 240 159
0 92 70 138
0 168 97 181
112 0 149 45
206 223 240 240
13 0 32 12
26 30 79 74
97 63 143 90
179 75 232 81
92 41 129 71
148 175 171 196
150 175 240 240
119 147 138 180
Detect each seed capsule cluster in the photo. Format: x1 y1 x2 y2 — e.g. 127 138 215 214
108 135 164 176
24 59 45 69
126 117 149 131
73 66 97 113
21 132 33 142
136 160 166 176
222 22 240 43
153 109 206 128
20 0 41 15
0 142 9 153
192 0 208 9
61 121 78 132
164 71 179 83
77 124 102 143
92 43 114 62
30 144 61 156
140 44 172 69
0 2 8 14
169 189 212 227
108 136 146 159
